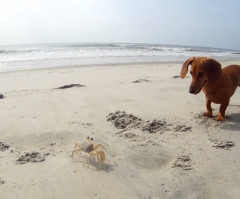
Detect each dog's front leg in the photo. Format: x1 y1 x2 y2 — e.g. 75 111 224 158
217 99 230 121
204 99 213 117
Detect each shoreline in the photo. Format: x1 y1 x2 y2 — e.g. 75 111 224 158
1 57 240 74
0 60 184 74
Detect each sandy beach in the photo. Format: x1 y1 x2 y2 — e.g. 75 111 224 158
1 60 240 199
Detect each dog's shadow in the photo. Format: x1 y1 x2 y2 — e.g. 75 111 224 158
194 109 240 132
220 112 240 131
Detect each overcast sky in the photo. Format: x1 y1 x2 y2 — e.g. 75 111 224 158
0 0 240 49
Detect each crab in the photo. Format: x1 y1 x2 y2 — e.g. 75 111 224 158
72 137 105 169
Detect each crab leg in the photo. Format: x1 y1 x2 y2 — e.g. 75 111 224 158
72 149 82 158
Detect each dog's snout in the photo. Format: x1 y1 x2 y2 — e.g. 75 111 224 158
189 87 195 94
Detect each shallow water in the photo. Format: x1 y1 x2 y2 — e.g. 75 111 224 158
0 43 240 72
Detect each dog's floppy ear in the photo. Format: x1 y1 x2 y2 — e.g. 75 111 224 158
202 58 222 83
180 57 196 78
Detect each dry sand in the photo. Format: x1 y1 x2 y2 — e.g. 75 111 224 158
0 60 240 199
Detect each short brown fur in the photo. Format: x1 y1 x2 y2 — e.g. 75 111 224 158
181 57 240 121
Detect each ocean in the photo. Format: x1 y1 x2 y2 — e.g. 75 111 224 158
0 43 240 72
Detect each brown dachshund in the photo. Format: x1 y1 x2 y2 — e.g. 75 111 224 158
180 57 240 121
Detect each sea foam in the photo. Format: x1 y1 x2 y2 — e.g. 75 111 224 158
0 43 239 71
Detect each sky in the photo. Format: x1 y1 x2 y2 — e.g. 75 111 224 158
0 0 240 49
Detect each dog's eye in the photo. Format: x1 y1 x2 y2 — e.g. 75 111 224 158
198 72 204 77
190 71 193 75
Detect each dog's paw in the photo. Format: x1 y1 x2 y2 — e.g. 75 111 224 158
217 114 225 122
203 111 213 118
